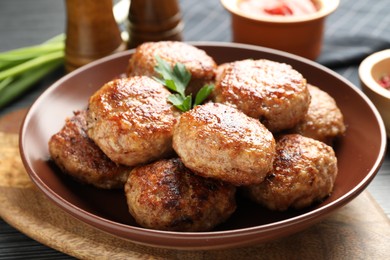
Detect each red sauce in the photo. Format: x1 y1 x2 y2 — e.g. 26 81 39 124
378 74 390 90
238 0 318 17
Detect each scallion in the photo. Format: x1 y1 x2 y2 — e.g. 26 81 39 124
0 34 65 108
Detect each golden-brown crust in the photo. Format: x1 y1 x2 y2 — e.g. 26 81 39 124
173 103 276 186
213 59 310 132
125 158 237 231
87 76 181 166
290 84 346 144
48 110 131 189
127 41 217 95
49 41 344 228
244 134 338 211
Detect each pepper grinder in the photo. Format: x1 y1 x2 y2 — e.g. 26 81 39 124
127 0 183 49
64 0 126 72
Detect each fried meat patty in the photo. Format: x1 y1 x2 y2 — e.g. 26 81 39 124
48 111 130 189
87 76 180 166
244 134 338 211
290 84 346 144
127 41 217 95
173 103 276 186
213 59 310 132
125 158 237 231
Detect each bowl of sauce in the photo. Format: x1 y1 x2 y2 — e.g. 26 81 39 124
221 0 339 60
359 49 390 136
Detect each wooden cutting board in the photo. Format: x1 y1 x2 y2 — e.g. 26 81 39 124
1 109 389 259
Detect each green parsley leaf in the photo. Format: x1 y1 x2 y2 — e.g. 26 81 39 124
154 55 214 112
172 63 191 95
168 94 192 112
154 55 173 81
194 84 214 106
165 79 179 93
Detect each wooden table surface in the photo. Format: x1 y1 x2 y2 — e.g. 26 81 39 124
0 0 389 259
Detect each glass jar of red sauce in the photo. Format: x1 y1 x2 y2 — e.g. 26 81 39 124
238 0 318 17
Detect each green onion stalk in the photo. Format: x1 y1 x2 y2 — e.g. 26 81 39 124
0 34 65 108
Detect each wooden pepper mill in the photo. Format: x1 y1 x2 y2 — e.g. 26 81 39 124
127 0 184 49
64 0 126 72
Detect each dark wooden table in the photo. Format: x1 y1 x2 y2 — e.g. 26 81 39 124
0 0 389 259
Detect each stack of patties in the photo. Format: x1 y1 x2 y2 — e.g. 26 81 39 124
48 41 345 232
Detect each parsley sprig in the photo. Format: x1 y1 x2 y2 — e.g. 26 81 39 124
154 55 214 112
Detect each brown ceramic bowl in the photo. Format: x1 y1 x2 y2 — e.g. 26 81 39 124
220 0 339 60
359 49 390 137
20 42 386 250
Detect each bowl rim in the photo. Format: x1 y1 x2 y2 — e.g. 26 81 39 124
359 49 390 99
220 0 340 23
19 41 387 249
